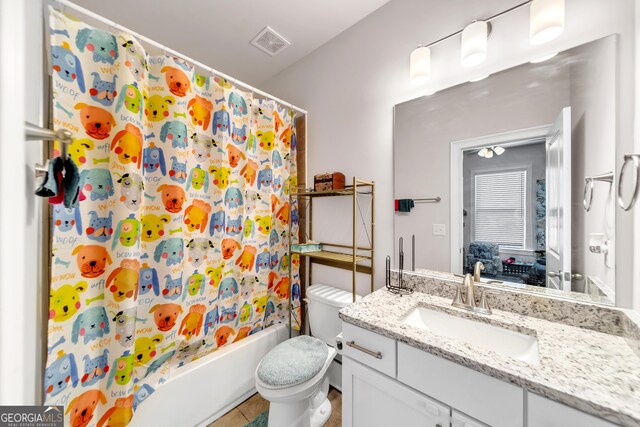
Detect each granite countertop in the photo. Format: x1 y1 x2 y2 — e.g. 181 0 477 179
412 268 615 306
339 288 640 426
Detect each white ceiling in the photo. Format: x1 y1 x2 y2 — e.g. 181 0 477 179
70 0 391 87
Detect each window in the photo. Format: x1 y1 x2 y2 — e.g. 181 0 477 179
474 169 527 248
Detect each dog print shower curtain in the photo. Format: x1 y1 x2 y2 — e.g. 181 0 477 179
46 8 300 426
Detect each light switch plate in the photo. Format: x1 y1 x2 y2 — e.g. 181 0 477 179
433 224 446 236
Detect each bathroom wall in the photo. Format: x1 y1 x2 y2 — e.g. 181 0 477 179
462 143 546 264
0 0 46 404
569 37 617 295
262 0 637 308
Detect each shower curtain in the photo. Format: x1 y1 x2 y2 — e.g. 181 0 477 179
45 8 300 426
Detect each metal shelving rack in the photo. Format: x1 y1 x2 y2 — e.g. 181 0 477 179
288 177 374 333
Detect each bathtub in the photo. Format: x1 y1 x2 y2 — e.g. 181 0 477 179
134 324 289 427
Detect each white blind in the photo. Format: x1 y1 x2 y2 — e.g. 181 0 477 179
474 170 527 248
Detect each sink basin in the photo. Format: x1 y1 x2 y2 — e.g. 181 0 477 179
403 307 540 364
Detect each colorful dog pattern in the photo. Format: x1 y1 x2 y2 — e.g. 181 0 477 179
52 42 85 93
89 72 118 106
72 306 111 344
80 168 114 201
47 10 299 426
45 352 79 397
81 349 110 386
76 28 119 64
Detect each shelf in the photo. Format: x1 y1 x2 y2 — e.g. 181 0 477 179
292 250 373 274
292 185 373 198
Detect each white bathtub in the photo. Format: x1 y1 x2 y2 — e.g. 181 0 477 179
134 324 289 427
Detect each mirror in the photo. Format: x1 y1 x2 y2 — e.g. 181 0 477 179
393 36 617 305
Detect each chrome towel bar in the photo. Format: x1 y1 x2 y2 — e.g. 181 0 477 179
25 121 73 164
25 121 73 144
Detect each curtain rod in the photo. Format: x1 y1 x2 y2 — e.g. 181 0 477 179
48 0 308 115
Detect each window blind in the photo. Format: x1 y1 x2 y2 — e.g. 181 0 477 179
474 170 527 248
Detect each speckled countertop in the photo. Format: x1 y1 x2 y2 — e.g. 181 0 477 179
339 288 640 426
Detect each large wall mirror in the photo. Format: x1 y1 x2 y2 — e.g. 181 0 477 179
394 36 617 305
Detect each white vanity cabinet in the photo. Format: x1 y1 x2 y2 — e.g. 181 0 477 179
343 357 450 427
342 322 620 427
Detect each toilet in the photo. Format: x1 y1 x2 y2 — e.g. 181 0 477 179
255 284 358 427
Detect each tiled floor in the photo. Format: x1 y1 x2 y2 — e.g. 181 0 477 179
209 387 342 427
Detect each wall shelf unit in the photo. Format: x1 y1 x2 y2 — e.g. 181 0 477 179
289 177 375 331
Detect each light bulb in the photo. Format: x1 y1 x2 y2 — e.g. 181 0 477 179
462 21 488 67
410 46 431 85
530 0 565 45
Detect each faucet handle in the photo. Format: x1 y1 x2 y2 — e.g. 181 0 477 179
478 289 492 313
452 287 465 305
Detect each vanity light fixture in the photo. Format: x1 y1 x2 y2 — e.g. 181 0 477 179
461 21 490 67
530 0 565 45
469 74 490 82
409 0 565 83
410 45 431 85
478 146 505 158
530 52 559 63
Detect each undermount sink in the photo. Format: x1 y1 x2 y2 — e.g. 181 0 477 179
403 307 540 365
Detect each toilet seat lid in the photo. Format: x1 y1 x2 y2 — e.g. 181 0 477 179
257 335 329 389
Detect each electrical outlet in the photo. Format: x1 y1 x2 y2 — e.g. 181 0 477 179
433 224 446 236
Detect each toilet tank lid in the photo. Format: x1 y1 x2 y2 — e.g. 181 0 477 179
307 284 361 308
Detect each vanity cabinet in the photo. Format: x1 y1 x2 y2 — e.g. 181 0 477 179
342 322 620 427
343 357 451 426
397 342 523 427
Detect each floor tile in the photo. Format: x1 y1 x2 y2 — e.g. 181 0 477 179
208 408 249 427
237 392 270 421
214 388 343 427
328 387 343 424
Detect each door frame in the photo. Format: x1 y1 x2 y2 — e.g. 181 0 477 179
449 125 551 274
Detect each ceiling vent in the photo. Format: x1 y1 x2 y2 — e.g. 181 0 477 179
250 26 291 56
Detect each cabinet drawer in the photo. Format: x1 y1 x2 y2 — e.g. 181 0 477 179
527 393 617 427
397 342 523 427
342 322 396 378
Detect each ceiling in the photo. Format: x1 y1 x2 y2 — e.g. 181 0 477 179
70 0 391 87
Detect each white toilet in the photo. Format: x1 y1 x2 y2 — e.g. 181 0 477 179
255 284 358 427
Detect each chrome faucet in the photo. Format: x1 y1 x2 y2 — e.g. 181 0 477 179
452 273 492 315
473 261 484 283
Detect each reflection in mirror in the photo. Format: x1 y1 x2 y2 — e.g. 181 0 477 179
394 36 616 305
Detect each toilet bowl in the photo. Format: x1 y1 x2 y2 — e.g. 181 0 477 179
256 339 337 427
255 284 359 427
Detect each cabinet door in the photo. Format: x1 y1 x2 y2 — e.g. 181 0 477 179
527 393 618 427
397 342 523 427
452 410 489 427
343 356 450 427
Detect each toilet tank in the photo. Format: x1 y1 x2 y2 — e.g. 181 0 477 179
306 284 360 346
